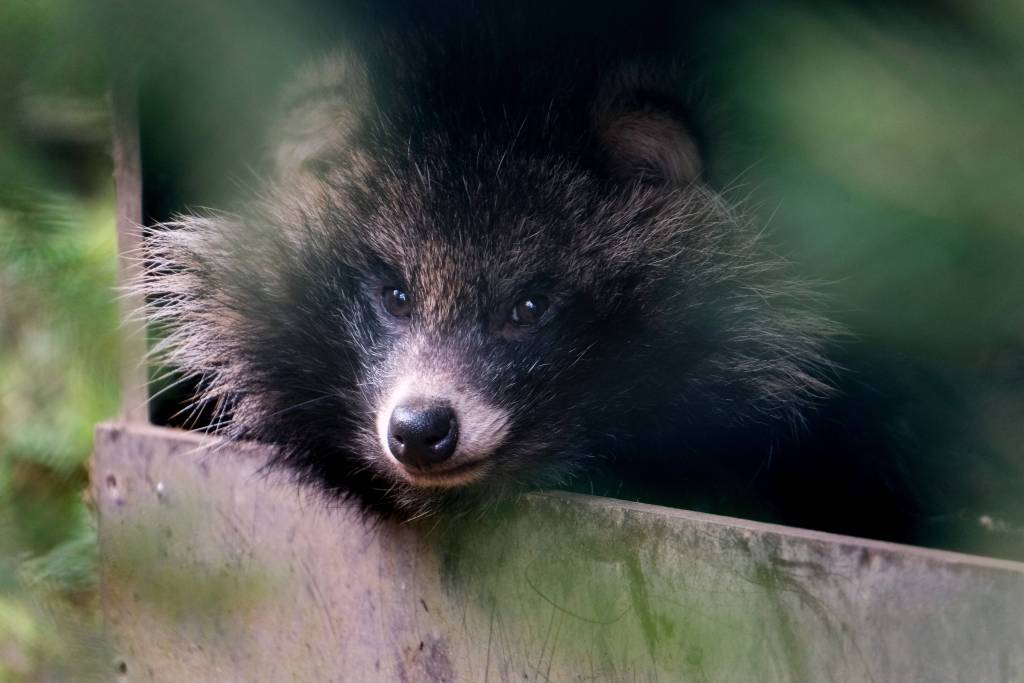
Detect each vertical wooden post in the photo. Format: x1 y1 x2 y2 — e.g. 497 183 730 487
111 77 149 423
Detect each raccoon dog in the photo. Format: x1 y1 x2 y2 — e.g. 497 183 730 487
141 7 1020 554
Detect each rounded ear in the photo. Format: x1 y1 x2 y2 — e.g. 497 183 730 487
270 51 369 179
594 70 703 186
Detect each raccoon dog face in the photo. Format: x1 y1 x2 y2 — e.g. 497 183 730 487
144 50 832 515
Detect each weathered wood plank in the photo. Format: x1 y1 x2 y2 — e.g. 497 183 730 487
110 79 148 424
92 422 1024 682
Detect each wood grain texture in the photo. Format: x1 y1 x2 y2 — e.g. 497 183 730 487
92 422 1024 682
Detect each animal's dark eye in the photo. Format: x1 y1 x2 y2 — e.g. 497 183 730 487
510 294 550 327
381 287 412 318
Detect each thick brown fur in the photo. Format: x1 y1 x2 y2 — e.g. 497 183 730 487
139 4 1023 557
142 20 835 516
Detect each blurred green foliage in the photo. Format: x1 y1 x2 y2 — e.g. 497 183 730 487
698 2 1024 548
0 0 115 680
702 2 1024 360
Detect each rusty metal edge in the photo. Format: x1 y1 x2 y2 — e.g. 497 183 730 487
94 420 1024 576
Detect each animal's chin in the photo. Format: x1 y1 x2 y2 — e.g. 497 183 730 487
394 457 491 490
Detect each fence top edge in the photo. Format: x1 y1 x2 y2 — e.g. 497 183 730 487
94 420 1024 576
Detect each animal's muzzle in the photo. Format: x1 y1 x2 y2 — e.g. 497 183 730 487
387 401 460 469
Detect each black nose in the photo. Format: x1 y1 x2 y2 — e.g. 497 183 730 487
387 403 459 468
